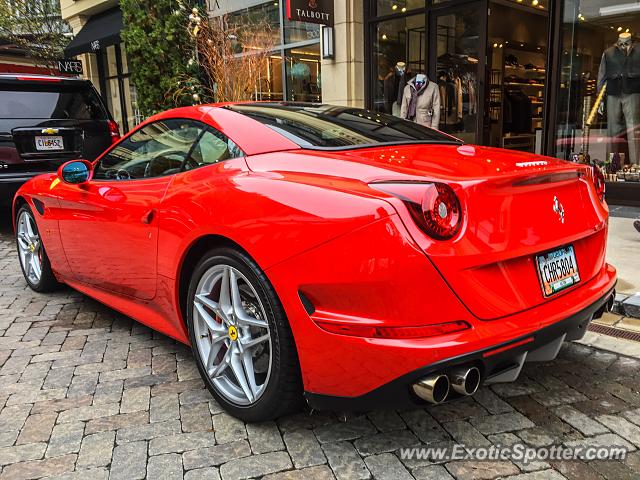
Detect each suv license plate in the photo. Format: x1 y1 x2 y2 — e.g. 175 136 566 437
536 245 580 297
35 136 64 151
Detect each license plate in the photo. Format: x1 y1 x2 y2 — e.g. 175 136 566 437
35 136 64 151
536 245 580 297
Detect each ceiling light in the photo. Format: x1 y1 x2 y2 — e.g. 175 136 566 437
392 4 398 10
618 26 623 31
532 0 539 5
401 7 406 12
382 34 387 40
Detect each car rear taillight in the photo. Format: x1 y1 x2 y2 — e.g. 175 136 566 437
108 120 121 144
315 320 470 339
592 166 606 203
370 182 463 240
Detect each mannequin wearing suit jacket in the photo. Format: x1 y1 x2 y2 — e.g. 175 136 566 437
598 33 640 165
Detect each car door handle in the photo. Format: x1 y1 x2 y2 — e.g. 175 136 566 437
141 209 156 224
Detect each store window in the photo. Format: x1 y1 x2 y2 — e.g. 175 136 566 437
284 13 320 43
223 1 321 103
487 0 550 153
100 43 138 133
434 7 481 143
371 14 426 116
285 44 321 103
555 0 640 179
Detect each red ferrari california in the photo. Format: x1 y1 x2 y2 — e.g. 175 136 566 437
13 103 616 421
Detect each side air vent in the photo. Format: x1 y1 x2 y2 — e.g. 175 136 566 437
298 291 315 316
32 198 45 215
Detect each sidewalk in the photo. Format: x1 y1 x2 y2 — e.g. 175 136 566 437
607 206 640 319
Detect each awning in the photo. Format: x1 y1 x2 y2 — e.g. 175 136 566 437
65 7 123 57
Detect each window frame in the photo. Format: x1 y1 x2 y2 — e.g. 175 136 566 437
92 118 245 182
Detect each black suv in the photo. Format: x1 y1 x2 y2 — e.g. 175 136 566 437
0 74 118 204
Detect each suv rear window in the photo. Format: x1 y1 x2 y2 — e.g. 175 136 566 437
226 103 461 149
0 84 107 120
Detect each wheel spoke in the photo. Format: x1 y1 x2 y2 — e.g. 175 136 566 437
236 314 268 329
24 253 32 277
242 333 270 350
195 299 226 332
230 351 254 402
25 216 37 241
219 267 233 317
17 234 29 250
30 256 41 280
241 349 259 397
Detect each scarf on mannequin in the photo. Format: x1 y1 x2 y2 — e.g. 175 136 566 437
407 77 428 120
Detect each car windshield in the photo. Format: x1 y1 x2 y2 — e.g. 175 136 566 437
0 83 107 120
226 103 462 149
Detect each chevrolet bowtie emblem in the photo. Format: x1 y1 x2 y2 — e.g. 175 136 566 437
41 128 59 135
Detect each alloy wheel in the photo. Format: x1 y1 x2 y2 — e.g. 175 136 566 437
192 264 272 406
16 210 42 285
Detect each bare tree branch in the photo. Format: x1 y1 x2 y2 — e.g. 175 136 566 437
0 0 70 68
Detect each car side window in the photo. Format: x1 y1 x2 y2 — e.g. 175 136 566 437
94 119 203 180
183 127 243 172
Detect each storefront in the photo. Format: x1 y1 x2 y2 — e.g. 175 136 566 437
64 7 141 134
364 0 640 204
215 1 323 102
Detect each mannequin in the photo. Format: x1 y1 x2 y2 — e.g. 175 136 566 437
400 74 441 128
392 62 407 117
597 32 640 165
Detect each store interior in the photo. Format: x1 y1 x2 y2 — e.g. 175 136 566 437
488 0 549 153
557 1 640 181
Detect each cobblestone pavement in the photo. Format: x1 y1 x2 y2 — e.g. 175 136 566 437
2 228 640 480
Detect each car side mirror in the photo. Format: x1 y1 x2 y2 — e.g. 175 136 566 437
58 160 93 185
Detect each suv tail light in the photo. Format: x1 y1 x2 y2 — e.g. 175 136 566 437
370 182 462 240
108 120 120 144
592 166 606 203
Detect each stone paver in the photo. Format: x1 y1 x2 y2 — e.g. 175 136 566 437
0 223 639 479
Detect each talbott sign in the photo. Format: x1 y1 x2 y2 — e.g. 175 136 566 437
287 0 334 26
57 59 83 75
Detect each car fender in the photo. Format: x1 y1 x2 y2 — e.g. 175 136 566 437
158 161 398 283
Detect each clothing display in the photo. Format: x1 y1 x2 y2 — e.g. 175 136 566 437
597 35 640 165
381 63 410 116
400 75 441 128
504 89 533 134
437 69 476 130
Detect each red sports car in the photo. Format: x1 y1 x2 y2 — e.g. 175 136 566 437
13 103 616 421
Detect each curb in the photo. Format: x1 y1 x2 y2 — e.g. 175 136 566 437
613 293 640 319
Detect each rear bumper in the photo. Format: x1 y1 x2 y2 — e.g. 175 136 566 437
306 284 616 411
268 213 617 402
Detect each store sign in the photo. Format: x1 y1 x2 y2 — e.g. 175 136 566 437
57 58 83 75
287 0 334 26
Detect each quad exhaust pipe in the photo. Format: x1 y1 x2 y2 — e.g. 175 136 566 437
449 366 481 396
412 374 450 404
413 366 481 404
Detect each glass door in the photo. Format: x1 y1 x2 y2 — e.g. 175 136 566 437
486 0 550 154
430 3 485 144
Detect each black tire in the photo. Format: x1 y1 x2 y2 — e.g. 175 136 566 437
15 204 61 293
186 247 302 422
